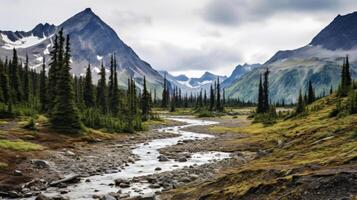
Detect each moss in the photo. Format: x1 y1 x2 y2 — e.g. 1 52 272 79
0 162 7 169
170 95 357 199
0 139 43 151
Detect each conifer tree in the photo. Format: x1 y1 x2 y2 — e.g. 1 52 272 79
50 34 82 132
111 56 120 115
0 60 10 103
330 85 333 95
23 54 30 102
262 68 270 112
209 84 214 111
216 77 221 111
83 64 95 107
161 74 168 108
48 35 59 112
108 55 114 111
39 58 47 112
295 89 305 114
10 48 22 102
307 80 315 104
141 76 151 121
96 62 107 114
257 74 264 113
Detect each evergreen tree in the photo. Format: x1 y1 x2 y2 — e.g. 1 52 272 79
216 77 221 111
48 35 59 112
161 74 168 108
111 56 120 115
307 80 315 104
50 34 82 132
141 76 151 121
96 62 107 114
39 58 47 112
330 85 333 95
262 68 270 112
0 60 10 103
209 84 214 111
295 89 305 114
10 48 22 102
23 54 30 102
257 74 264 113
108 55 114 111
83 64 95 107
339 56 352 97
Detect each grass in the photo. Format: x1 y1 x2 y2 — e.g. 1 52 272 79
0 162 7 169
169 94 357 200
0 139 44 151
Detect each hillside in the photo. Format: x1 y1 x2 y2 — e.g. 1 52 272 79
225 11 357 103
0 8 163 90
164 94 357 199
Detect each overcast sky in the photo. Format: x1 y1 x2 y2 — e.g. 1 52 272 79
1 0 357 77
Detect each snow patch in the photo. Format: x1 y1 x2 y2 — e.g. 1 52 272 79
1 33 50 50
96 55 103 61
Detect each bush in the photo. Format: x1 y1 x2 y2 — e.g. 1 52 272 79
23 118 37 130
351 130 357 139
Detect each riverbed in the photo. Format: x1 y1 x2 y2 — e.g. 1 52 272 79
26 117 230 199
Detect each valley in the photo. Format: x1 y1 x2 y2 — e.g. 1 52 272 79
0 3 357 200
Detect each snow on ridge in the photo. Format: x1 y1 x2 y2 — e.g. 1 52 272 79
96 55 103 61
1 33 50 50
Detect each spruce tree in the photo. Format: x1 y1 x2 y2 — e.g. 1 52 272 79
96 62 107 114
216 77 221 111
48 35 59 112
10 48 22 102
111 56 120 115
23 54 30 102
262 68 270 112
50 34 82 132
209 84 214 111
161 74 167 108
141 76 151 121
295 89 305 114
39 58 47 112
83 64 95 107
307 80 315 104
257 74 264 113
0 60 10 103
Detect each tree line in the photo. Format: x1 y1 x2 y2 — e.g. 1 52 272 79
0 29 153 133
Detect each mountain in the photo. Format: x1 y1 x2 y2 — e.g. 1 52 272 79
0 8 163 90
225 11 357 103
159 71 227 94
221 63 261 89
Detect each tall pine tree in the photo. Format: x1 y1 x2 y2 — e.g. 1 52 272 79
83 64 95 107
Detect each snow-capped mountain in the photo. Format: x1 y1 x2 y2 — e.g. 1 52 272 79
221 63 261 89
159 71 227 94
0 8 163 90
225 11 357 103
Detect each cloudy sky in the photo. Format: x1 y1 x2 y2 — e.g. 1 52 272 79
1 0 357 77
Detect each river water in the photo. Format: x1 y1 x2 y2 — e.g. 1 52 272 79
33 117 231 199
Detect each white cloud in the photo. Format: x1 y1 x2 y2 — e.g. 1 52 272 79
1 0 357 77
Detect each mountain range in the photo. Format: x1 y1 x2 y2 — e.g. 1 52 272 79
159 71 227 94
1 9 357 102
0 8 163 91
225 12 357 103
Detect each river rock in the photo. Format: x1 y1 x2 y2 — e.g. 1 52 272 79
178 157 187 162
35 193 50 200
149 183 161 189
31 159 50 169
65 150 76 156
158 155 169 162
155 167 162 171
49 175 80 187
14 169 23 176
100 194 116 200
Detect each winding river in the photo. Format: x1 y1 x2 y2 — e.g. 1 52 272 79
36 117 230 199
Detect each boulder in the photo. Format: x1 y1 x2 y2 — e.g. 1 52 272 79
35 194 50 200
158 155 169 162
31 160 50 169
178 157 187 162
100 194 116 200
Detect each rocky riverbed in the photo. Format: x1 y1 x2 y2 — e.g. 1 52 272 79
1 116 254 200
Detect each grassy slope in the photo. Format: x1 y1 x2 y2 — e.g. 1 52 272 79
169 95 357 200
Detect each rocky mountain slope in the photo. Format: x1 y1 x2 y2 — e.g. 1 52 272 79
159 71 227 94
225 12 357 103
0 8 163 90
